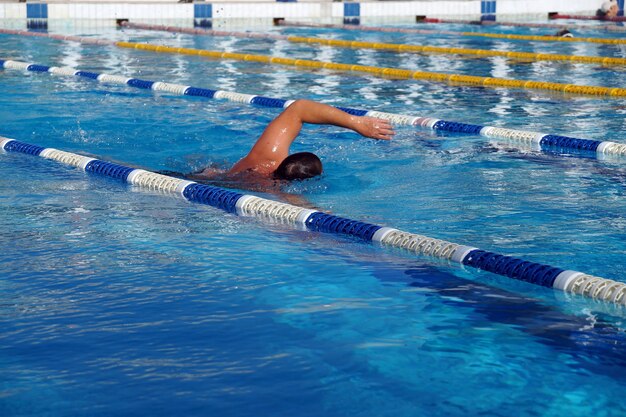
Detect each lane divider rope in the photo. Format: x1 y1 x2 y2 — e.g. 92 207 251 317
278 19 626 44
549 14 626 22
3 58 626 160
2 28 626 98
2 135 625 307
464 31 626 45
106 44 626 98
418 17 626 33
121 22 626 67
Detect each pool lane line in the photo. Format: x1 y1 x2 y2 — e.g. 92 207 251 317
417 17 626 33
2 28 626 98
278 19 626 44
121 22 626 67
3 58 626 160
549 13 626 22
110 44 626 98
1 135 625 307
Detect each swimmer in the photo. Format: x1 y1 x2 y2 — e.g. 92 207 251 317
555 29 574 38
597 0 619 19
192 99 394 182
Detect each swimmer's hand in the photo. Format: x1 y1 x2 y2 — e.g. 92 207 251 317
352 116 395 140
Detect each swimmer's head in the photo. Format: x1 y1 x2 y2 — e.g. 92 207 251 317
598 0 618 17
556 29 573 38
273 152 323 181
601 0 617 11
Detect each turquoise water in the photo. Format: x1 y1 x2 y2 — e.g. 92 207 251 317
1 21 626 416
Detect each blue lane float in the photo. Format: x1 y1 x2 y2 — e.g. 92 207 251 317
2 135 625 307
2 59 626 161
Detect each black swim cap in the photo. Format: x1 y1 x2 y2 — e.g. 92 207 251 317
273 152 323 181
556 29 573 38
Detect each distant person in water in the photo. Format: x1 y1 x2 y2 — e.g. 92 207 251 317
192 99 394 182
555 29 574 38
597 0 619 19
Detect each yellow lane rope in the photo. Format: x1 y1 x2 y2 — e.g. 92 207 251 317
114 41 626 98
285 35 626 66
119 22 626 67
465 31 626 45
277 19 626 45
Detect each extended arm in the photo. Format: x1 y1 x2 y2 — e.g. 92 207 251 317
229 99 394 175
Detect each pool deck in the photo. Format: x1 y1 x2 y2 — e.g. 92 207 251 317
0 0 600 28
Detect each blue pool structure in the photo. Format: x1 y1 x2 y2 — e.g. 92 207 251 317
2 9 626 417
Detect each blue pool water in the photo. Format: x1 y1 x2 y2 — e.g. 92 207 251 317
1 20 626 416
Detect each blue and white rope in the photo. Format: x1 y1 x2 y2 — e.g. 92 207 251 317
3 59 626 160
2 135 625 307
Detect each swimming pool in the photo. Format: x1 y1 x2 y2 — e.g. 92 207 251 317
1 20 626 417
